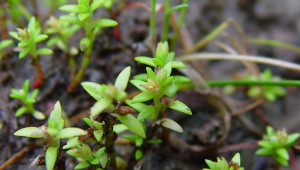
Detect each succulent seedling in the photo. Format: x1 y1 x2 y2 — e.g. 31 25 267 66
9 17 53 87
14 102 87 170
203 153 244 170
256 126 300 167
10 79 45 120
59 0 118 91
244 69 286 102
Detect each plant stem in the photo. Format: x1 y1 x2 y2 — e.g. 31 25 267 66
0 9 8 40
33 57 44 88
162 0 170 42
150 0 156 43
170 0 189 49
177 53 300 71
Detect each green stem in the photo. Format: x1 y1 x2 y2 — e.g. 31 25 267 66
150 0 156 41
179 79 300 90
162 0 170 42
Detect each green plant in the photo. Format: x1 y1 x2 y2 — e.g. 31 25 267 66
0 39 13 59
9 17 53 87
256 126 300 167
203 153 244 170
59 0 118 91
14 101 87 170
244 69 286 102
10 79 45 120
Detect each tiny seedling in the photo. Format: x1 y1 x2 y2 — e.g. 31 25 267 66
203 153 244 170
0 39 13 59
59 0 118 91
10 79 45 120
244 69 286 102
9 17 53 87
256 126 300 167
14 101 87 170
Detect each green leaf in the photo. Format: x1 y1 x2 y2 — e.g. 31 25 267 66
83 118 93 127
135 149 143 160
81 82 106 100
205 159 216 169
258 141 273 149
94 147 106 158
35 34 48 43
255 148 273 156
125 100 147 112
159 118 183 132
285 133 300 147
276 148 289 160
74 162 90 169
137 105 157 121
15 106 27 117
78 13 91 21
60 15 81 25
131 92 153 103
63 137 81 149
49 101 62 127
168 100 192 115
56 127 87 139
115 114 146 138
47 37 60 46
130 80 147 92
231 153 241 166
115 66 131 91
45 147 59 170
133 73 148 81
19 47 31 59
14 127 42 138
37 48 53 55
0 39 13 49
94 19 118 28
100 153 108 168
171 61 185 68
9 32 22 41
276 156 288 167
28 17 36 31
80 37 91 51
33 111 46 120
91 0 105 11
91 98 112 117
113 124 128 134
93 130 103 142
173 76 190 83
59 4 79 12
90 157 100 165
135 56 156 67
146 67 156 80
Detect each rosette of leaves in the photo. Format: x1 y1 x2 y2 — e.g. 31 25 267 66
255 126 300 166
10 79 45 120
45 16 79 55
14 101 87 170
9 17 53 59
244 69 286 102
203 153 244 170
129 42 191 132
82 66 146 138
0 39 13 59
59 0 118 90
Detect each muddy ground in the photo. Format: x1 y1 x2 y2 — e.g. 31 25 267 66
1 0 300 169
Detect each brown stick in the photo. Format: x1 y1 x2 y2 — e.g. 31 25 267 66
0 143 38 170
33 57 44 88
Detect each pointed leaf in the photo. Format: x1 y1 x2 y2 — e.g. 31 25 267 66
146 67 156 80
100 153 108 168
255 148 273 156
115 114 146 138
168 100 192 115
91 98 112 117
93 130 103 142
75 162 90 169
35 34 48 43
19 47 31 59
56 128 86 139
113 124 128 134
81 82 106 100
37 48 53 55
231 153 241 165
115 66 131 91
171 61 185 68
125 100 147 112
130 80 147 92
15 106 27 117
63 137 81 149
46 147 59 170
94 19 118 28
14 127 42 138
131 92 153 103
0 39 13 49
276 148 289 160
33 111 46 120
137 105 157 121
135 56 156 67
59 4 79 12
78 13 90 21
160 118 183 132
91 0 105 11
9 32 22 41
95 147 106 158
60 15 81 25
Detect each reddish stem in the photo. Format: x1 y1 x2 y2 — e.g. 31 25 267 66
1 10 8 40
33 58 44 88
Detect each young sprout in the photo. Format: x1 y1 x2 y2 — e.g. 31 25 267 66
14 101 87 170
10 79 45 120
244 69 286 102
0 39 13 59
256 126 300 167
59 0 118 91
82 66 145 139
9 17 53 87
203 153 244 170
